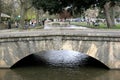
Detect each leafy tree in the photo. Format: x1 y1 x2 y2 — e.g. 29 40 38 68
32 0 96 16
0 0 12 22
2 1 13 16
96 0 120 28
32 0 62 14
0 0 21 22
19 0 33 28
32 0 120 28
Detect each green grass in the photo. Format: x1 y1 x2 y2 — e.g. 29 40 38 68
71 22 120 29
112 24 120 29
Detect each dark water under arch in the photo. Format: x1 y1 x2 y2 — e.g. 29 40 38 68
11 50 108 69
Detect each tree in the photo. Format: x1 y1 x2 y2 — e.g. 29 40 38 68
32 0 96 17
97 0 120 28
32 0 120 28
0 0 2 23
0 0 13 22
0 0 20 22
2 0 14 16
0 0 4 23
32 0 62 15
19 0 33 28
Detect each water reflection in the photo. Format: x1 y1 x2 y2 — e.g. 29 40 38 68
12 50 108 68
36 50 88 67
1 67 120 80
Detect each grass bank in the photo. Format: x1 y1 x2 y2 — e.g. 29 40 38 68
71 22 120 29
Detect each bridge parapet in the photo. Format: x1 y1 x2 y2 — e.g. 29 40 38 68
44 22 70 29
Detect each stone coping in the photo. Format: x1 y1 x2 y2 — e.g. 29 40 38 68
0 29 120 40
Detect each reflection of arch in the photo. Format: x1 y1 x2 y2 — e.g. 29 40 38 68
10 50 109 69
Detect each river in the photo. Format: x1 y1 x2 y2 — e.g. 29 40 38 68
0 66 120 80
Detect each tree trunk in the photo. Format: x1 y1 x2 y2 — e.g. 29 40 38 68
72 7 75 17
104 2 113 28
0 0 2 23
0 13 1 23
36 10 40 26
19 0 33 29
20 3 28 29
111 6 116 26
20 3 25 28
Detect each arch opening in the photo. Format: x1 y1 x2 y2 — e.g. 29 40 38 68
11 54 47 68
11 50 109 69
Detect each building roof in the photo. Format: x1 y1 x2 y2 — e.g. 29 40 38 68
1 13 10 18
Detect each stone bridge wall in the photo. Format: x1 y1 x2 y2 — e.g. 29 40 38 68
0 30 120 69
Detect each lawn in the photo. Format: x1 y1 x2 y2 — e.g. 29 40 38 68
70 22 120 29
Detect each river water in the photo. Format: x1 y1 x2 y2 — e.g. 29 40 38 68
1 67 120 80
0 51 120 80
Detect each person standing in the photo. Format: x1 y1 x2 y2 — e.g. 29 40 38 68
15 21 19 28
24 20 29 29
8 19 11 29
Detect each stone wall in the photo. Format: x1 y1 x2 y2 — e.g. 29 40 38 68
0 30 120 69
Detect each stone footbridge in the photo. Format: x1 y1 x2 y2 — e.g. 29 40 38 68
0 29 120 69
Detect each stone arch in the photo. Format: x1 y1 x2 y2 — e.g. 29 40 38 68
10 54 33 68
60 40 110 69
0 38 111 69
10 50 109 69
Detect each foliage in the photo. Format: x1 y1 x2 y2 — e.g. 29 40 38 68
32 0 97 15
32 0 120 28
32 0 120 15
32 0 61 14
97 0 120 9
